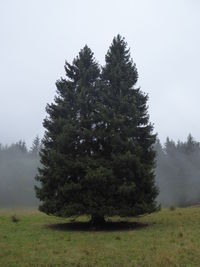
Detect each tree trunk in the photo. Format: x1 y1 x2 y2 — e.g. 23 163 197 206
90 214 105 227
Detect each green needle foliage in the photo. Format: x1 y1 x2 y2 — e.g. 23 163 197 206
35 35 158 226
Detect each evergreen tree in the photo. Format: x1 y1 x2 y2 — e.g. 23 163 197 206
14 140 27 154
36 37 158 225
30 135 41 156
35 46 103 223
165 137 176 156
184 134 198 155
99 35 158 217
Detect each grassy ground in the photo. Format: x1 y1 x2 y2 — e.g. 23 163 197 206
0 207 200 266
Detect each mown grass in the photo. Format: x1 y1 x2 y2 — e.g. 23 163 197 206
1 207 200 266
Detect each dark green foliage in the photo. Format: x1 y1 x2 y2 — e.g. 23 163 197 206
100 35 158 216
35 36 158 223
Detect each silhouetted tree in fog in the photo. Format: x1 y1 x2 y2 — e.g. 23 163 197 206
30 135 41 156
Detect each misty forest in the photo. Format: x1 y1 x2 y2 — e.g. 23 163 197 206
1 36 200 211
1 134 200 208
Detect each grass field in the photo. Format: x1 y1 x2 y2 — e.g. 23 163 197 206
1 207 200 266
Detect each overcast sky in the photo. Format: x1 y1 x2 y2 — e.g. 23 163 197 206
0 0 200 146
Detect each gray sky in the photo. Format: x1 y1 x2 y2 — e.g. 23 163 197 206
0 0 200 147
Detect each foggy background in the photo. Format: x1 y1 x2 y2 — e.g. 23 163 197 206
1 135 200 208
0 138 40 207
0 0 200 146
0 0 200 208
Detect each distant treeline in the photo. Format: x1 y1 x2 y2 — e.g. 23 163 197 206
0 134 200 208
155 134 200 207
0 137 40 207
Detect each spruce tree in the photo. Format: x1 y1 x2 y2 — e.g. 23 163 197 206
36 37 158 225
35 46 104 222
99 35 158 216
30 135 41 156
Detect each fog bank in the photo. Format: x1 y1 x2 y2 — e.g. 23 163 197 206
0 135 200 208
